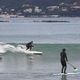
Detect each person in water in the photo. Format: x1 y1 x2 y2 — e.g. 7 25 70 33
60 48 68 74
26 41 34 50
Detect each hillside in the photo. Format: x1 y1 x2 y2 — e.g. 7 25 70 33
0 0 80 17
0 0 79 9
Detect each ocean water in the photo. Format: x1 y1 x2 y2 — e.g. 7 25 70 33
0 43 80 80
0 17 80 43
0 17 80 80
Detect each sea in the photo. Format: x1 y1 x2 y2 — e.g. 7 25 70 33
0 17 80 80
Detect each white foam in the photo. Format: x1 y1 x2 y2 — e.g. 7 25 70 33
0 46 6 53
0 43 7 53
0 43 42 55
0 43 16 53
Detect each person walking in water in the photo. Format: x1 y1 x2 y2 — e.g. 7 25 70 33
26 41 34 50
60 48 68 74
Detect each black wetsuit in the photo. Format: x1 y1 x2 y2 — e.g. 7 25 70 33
60 51 68 73
26 42 33 50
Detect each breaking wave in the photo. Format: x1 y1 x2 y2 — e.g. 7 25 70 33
0 42 26 54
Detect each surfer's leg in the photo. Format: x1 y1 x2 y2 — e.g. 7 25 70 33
64 62 67 74
26 46 29 50
61 61 64 73
61 66 64 73
64 66 67 74
30 47 32 50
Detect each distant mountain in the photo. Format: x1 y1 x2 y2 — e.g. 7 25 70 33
0 0 79 9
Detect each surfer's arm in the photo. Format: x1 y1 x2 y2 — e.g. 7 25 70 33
65 53 68 62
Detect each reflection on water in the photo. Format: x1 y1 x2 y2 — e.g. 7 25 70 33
61 75 67 80
0 51 43 73
26 55 34 71
0 53 36 72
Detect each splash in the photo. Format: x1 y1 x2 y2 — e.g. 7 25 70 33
0 42 42 55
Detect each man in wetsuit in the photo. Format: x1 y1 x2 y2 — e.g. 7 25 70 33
60 48 68 74
26 41 34 50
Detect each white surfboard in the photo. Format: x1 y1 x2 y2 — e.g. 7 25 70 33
24 50 43 55
16 45 43 55
53 72 79 76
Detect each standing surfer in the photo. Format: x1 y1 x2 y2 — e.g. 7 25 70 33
60 48 68 74
26 41 34 50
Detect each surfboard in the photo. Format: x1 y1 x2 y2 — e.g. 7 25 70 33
17 49 43 55
24 50 43 55
16 45 43 55
52 72 79 76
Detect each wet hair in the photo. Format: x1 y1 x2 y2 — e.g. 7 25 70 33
62 48 66 51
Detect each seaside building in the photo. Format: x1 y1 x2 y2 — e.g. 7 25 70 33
34 6 42 13
47 6 59 11
23 8 32 13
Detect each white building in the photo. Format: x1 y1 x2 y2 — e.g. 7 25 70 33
23 8 32 13
47 6 59 11
34 6 42 13
61 7 68 11
71 6 80 9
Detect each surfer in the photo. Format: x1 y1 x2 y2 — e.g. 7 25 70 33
26 41 34 50
60 48 68 74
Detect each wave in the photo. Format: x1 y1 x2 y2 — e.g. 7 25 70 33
0 42 27 54
0 42 42 55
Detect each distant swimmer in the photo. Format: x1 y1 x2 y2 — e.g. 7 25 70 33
60 48 68 74
26 41 34 50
